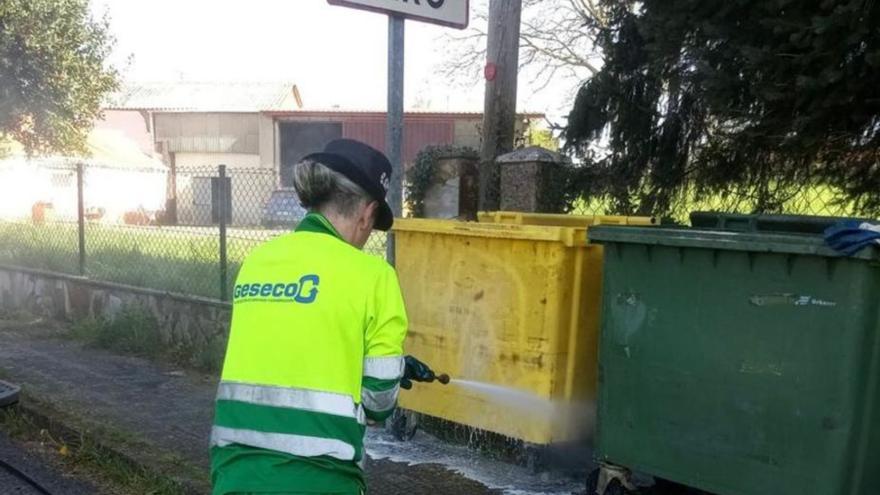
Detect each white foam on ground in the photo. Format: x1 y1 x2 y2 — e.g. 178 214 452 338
365 428 582 495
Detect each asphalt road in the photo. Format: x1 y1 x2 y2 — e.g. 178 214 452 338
0 319 582 495
0 430 97 495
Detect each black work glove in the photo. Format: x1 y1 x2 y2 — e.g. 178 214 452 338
400 355 436 390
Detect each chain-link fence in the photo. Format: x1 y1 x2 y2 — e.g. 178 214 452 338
565 185 867 221
474 155 869 221
0 157 872 301
0 162 387 301
0 162 81 275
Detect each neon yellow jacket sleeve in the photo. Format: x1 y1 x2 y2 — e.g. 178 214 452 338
361 263 408 422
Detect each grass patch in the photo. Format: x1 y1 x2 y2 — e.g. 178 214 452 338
567 184 868 221
0 307 34 323
71 308 163 360
0 221 388 300
0 221 237 299
0 404 189 495
191 338 226 374
71 307 226 373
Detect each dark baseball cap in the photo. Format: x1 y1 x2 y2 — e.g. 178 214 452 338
303 139 394 231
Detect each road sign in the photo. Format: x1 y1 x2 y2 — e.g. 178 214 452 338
327 1 468 263
327 0 469 29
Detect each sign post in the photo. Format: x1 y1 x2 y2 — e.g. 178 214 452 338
385 14 404 265
327 0 469 265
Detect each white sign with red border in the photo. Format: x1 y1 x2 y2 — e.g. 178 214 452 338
327 0 469 29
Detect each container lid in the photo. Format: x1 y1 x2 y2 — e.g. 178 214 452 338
689 211 874 235
588 225 880 260
393 218 587 247
477 211 658 228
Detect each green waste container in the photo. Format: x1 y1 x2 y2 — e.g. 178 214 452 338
588 213 880 495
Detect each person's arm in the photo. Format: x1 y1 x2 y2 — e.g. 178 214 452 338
361 264 407 423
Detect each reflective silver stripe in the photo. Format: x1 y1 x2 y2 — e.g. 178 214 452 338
216 381 359 419
361 383 400 413
363 356 404 380
859 222 880 234
211 426 356 461
356 404 366 425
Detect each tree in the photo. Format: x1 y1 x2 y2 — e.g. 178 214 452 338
516 122 560 151
0 0 118 157
564 0 880 216
439 0 603 92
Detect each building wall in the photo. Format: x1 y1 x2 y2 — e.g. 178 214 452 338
175 152 260 170
453 119 482 150
145 112 488 226
155 113 261 156
341 117 467 165
258 114 275 169
0 161 165 223
174 152 274 226
95 110 155 156
85 167 167 222
0 266 230 347
275 114 483 169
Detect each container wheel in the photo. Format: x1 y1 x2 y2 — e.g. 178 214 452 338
524 446 543 474
585 469 599 495
604 479 630 495
389 408 418 441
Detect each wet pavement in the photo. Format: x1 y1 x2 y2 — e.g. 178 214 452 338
0 318 582 494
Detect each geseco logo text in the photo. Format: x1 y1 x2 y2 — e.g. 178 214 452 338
234 274 320 304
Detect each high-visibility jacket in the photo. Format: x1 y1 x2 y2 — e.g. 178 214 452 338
210 213 407 494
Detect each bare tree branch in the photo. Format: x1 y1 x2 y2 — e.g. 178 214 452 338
437 0 602 92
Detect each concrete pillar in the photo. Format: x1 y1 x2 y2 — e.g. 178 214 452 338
497 146 570 213
421 154 480 219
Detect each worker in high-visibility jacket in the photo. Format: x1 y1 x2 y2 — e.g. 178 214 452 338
210 139 438 495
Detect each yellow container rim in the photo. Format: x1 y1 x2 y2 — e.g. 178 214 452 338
477 211 659 226
393 218 587 247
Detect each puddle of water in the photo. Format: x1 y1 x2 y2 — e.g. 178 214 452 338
366 379 592 493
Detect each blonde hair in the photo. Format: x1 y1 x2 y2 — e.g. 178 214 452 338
292 159 371 217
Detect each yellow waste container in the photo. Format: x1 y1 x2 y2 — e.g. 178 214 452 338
394 219 603 445
477 211 658 228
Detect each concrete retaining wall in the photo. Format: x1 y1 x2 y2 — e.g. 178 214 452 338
0 265 230 348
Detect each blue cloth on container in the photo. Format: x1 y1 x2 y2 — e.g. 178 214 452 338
824 221 880 256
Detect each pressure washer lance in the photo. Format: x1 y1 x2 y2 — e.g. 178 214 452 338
435 373 451 385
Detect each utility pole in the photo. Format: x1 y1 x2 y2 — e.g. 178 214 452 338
479 0 522 210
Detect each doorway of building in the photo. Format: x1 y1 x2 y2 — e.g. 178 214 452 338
279 122 343 187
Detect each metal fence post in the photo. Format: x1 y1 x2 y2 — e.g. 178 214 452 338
76 162 86 276
218 164 229 301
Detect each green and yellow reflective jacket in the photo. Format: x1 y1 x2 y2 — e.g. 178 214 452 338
210 213 407 494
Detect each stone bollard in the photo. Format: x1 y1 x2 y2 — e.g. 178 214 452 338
497 146 570 213
421 153 480 220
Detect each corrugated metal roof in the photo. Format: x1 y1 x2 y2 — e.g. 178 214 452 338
266 108 545 119
291 107 484 115
106 82 300 112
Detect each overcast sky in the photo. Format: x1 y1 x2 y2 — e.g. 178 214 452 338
90 0 580 122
